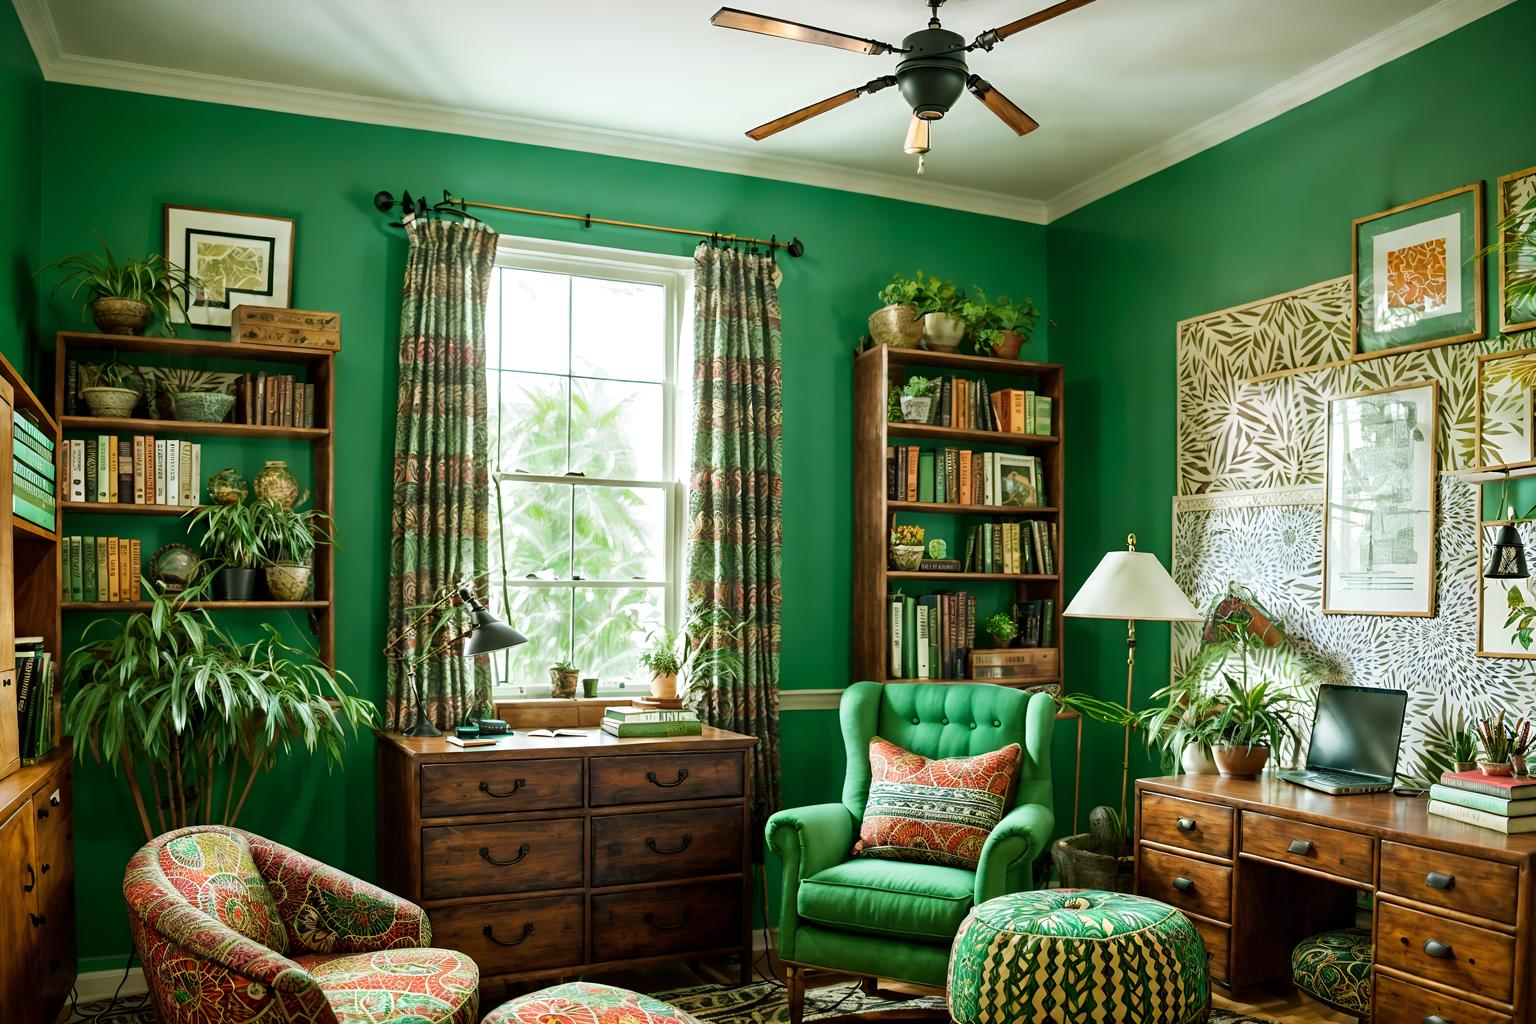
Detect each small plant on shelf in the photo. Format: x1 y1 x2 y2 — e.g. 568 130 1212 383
549 659 579 698
251 497 334 602
1450 726 1480 773
39 233 200 336
186 499 263 601
960 288 1045 360
983 612 1017 647
639 605 746 705
897 375 937 423
890 523 925 571
1478 712 1515 775
79 357 145 418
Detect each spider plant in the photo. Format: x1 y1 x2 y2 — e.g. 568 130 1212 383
40 232 199 332
1201 674 1305 753
640 605 749 706
186 499 262 570
250 498 334 566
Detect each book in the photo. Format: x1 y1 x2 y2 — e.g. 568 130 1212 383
917 450 935 503
95 436 110 502
166 441 180 507
1438 770 1536 799
83 537 97 602
69 440 84 502
600 720 703 738
915 599 930 679
107 534 120 602
191 443 201 505
68 536 83 602
1427 783 1536 817
116 436 132 504
154 440 167 505
1034 395 1053 435
130 538 141 599
179 443 194 505
445 734 498 748
605 707 699 723
1428 798 1536 833
528 727 587 738
145 435 155 503
303 383 316 427
889 594 904 676
132 435 146 503
84 439 98 502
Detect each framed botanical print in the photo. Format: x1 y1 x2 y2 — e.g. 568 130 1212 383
165 205 295 329
1322 380 1438 616
1478 519 1536 658
1496 165 1536 334
1475 348 1536 470
1352 183 1484 360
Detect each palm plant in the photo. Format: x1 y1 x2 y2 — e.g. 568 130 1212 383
63 583 373 840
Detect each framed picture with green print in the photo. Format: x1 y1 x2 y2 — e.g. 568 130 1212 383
1495 165 1536 335
1351 182 1485 360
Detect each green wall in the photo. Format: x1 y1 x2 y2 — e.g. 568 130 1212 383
1049 0 1536 817
0 1 40 371
33 84 1051 967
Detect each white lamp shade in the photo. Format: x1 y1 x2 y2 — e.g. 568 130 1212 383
1064 549 1201 622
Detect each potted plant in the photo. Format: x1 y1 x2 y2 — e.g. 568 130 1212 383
1052 805 1134 893
913 273 966 351
1204 674 1305 777
639 605 747 705
40 234 199 336
869 273 924 349
64 582 374 840
983 612 1017 647
1513 718 1533 777
1479 713 1515 776
170 384 237 424
80 358 144 418
186 499 262 600
889 524 925 571
549 660 579 698
1450 727 1480 774
251 497 334 602
898 375 937 423
960 288 1045 359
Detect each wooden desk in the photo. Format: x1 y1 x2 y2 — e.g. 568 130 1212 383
1136 774 1535 1024
378 727 755 993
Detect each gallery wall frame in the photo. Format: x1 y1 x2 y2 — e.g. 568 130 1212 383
1477 518 1536 660
1496 165 1536 335
1474 346 1536 471
165 204 296 330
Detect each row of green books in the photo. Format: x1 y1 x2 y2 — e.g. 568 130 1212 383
962 520 1057 575
15 638 55 764
1427 770 1536 834
61 536 144 603
13 412 54 531
63 436 203 506
601 705 702 737
889 591 976 680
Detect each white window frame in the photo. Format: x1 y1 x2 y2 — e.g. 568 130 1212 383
488 234 693 698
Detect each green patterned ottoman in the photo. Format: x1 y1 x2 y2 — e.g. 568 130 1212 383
1291 928 1371 1016
948 889 1210 1024
482 982 703 1024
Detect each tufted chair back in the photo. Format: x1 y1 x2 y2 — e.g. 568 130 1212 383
838 681 1054 822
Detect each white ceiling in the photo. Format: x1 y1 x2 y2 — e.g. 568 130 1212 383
13 0 1513 222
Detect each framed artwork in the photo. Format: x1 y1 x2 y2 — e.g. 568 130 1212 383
1496 165 1536 334
1322 380 1438 616
1478 519 1536 659
165 205 294 329
1352 183 1484 360
1475 348 1536 470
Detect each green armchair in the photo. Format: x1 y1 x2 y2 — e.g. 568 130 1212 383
765 681 1055 1019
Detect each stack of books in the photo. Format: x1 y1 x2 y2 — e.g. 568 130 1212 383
906 377 1052 435
991 388 1053 435
962 520 1057 574
887 447 1046 508
889 591 976 680
235 372 316 427
15 637 54 764
13 413 55 530
62 436 203 506
601 703 702 738
61 536 143 603
1428 770 1536 833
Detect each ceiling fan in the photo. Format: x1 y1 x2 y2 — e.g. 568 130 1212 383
709 0 1096 162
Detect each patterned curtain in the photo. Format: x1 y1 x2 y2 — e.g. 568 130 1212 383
687 241 784 842
387 218 498 731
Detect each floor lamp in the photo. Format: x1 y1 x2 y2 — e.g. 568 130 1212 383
1064 533 1200 826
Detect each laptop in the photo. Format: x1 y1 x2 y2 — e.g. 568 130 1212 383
1276 684 1408 795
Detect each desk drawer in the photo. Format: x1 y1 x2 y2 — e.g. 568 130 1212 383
1375 971 1511 1024
427 894 583 977
1140 793 1233 859
1376 901 1515 1006
592 805 743 886
1240 811 1373 885
1138 846 1231 922
421 818 584 900
1188 916 1228 983
589 751 743 806
590 880 742 961
1380 841 1519 927
421 758 583 818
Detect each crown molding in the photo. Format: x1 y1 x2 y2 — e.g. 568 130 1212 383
1043 0 1515 221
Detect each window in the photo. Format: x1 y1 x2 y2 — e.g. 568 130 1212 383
485 237 692 697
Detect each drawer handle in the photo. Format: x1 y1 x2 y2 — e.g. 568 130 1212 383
645 907 693 931
1423 939 1453 960
1172 876 1194 893
36 807 48 820
478 779 525 799
49 792 59 807
22 864 34 893
1425 871 1454 890
482 922 535 947
646 834 694 856
29 913 45 927
1175 818 1196 832
40 863 49 875
478 843 531 868
1287 839 1312 855
647 769 690 789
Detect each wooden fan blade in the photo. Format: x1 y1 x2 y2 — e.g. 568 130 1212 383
746 88 861 141
710 7 895 55
975 0 1097 48
967 76 1039 136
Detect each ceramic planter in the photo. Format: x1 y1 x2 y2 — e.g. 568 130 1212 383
549 668 579 699
868 304 922 348
1050 835 1134 893
650 671 679 701
265 562 311 601
1480 760 1513 777
81 386 140 418
581 677 600 698
172 390 236 423
921 312 966 351
988 330 1024 360
1515 754 1530 777
91 296 151 335
1453 760 1479 773
1180 743 1219 775
1212 743 1270 777
890 544 924 571
899 395 933 422
212 567 257 601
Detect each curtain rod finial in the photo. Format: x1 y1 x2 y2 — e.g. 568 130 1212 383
787 237 805 258
373 190 396 214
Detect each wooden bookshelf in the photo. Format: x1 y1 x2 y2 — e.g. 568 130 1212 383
852 344 1065 690
55 332 336 666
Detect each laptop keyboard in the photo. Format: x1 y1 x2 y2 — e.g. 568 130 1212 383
1304 770 1372 786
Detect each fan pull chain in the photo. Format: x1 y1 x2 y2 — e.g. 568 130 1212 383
917 153 926 175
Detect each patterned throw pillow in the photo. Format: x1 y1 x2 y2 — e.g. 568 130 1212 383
853 738 1021 869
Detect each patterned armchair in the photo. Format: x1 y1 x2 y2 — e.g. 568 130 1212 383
124 825 479 1024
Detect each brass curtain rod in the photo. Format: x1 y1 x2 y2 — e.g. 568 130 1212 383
373 188 805 257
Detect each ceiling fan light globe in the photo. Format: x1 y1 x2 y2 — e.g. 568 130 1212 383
903 116 931 154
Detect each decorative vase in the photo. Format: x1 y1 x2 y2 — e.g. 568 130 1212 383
81 386 140 418
1212 743 1270 777
253 460 301 510
91 296 151 335
265 562 311 601
1180 743 1219 775
1480 760 1514 777
549 668 579 699
1050 834 1134 893
207 468 249 506
988 330 1024 360
212 567 257 601
899 395 933 422
890 544 924 571
868 304 922 348
921 312 966 351
651 671 679 701
172 390 236 423
149 543 199 593
581 677 600 698
1515 754 1530 777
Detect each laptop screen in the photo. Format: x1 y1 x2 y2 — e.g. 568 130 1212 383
1304 684 1408 779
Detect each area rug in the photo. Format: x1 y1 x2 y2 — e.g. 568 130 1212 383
69 979 1279 1023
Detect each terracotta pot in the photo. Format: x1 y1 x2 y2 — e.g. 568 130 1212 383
91 296 151 335
1181 743 1219 775
1051 835 1134 893
650 671 679 701
265 562 311 601
549 668 579 699
81 386 140 418
988 330 1024 360
1480 760 1513 777
868 304 922 348
1453 760 1479 774
921 312 966 351
1213 743 1271 777
1515 754 1530 777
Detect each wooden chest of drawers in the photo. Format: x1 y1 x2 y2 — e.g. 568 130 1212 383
378 728 755 989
